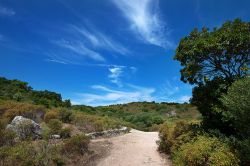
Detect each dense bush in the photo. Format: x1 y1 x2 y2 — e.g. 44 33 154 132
158 121 239 166
0 141 63 166
0 119 16 147
62 134 90 156
44 110 59 123
234 138 250 165
220 77 250 137
45 108 73 123
158 121 199 153
72 112 124 132
0 101 45 122
60 127 72 139
47 119 63 135
173 135 239 166
58 109 73 123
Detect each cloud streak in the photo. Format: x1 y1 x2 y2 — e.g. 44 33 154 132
48 23 131 65
112 0 173 48
71 25 129 55
72 84 155 106
54 39 106 62
108 66 124 87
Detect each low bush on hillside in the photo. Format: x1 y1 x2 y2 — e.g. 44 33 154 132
60 127 72 139
44 109 59 123
173 135 239 166
72 112 125 132
47 119 63 135
158 121 200 153
0 101 46 122
0 119 16 146
62 134 90 156
158 121 239 166
0 140 63 166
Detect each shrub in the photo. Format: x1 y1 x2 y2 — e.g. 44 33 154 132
44 110 59 123
231 138 250 165
220 77 250 137
47 119 63 135
0 142 36 166
0 140 64 166
0 101 45 122
158 121 199 153
173 135 239 166
41 123 51 140
62 134 90 155
72 112 123 132
158 122 174 153
35 140 64 166
0 129 16 147
0 119 16 146
60 127 72 139
58 109 73 123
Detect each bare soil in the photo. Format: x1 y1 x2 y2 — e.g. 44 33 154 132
88 129 172 166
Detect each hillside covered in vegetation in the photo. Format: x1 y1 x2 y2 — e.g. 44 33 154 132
0 77 71 108
0 76 199 165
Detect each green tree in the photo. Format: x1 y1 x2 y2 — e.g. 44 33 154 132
174 19 250 134
174 19 249 85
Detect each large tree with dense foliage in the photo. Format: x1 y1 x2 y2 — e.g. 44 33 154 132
174 19 249 85
174 19 250 134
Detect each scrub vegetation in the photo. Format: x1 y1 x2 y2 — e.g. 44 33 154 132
0 76 198 165
159 19 250 166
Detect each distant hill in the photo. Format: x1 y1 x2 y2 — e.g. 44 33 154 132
0 76 200 131
0 77 71 108
73 102 200 131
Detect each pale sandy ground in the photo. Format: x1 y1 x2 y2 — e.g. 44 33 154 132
94 129 172 166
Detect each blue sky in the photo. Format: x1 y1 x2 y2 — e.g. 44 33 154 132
0 0 249 106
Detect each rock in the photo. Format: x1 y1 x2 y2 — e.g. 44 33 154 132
6 116 42 140
166 110 177 117
51 134 61 139
86 127 129 139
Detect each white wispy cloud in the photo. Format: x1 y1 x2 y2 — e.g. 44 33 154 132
54 39 106 62
0 6 15 16
71 25 129 55
112 0 173 48
108 66 124 87
178 95 191 103
72 84 155 106
107 65 137 87
48 23 130 65
46 59 68 65
160 81 180 96
156 80 192 103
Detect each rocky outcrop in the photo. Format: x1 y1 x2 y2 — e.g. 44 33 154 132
6 116 42 140
86 127 129 139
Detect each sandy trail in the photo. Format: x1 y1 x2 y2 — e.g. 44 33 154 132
94 129 172 166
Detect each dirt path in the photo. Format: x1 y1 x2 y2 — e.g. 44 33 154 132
92 129 172 166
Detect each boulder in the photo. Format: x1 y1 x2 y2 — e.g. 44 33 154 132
51 134 61 139
6 116 42 140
